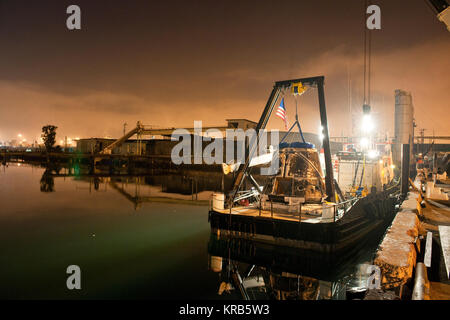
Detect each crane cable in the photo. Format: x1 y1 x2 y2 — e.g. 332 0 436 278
359 154 366 188
363 0 372 106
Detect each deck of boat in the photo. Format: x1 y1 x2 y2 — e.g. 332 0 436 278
211 204 342 224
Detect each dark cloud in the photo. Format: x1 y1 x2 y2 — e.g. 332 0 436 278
0 0 448 142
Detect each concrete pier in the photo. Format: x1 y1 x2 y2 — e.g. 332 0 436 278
373 187 450 299
439 226 450 279
374 193 420 291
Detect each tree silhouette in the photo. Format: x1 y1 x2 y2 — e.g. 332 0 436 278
41 125 58 153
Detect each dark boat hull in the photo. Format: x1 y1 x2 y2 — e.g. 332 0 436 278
208 187 400 254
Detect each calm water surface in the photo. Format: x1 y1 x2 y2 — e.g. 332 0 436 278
0 163 378 300
0 164 220 299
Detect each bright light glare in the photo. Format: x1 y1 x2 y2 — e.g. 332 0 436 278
318 125 324 141
390 164 395 169
361 115 374 133
368 150 378 159
360 137 369 148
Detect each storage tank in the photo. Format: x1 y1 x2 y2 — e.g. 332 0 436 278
393 90 414 166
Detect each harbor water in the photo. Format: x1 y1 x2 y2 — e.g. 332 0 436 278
0 163 383 299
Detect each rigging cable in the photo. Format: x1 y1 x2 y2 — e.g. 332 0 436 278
363 0 372 106
359 154 366 188
363 0 367 105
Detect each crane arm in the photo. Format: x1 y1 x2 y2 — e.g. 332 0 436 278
427 0 450 31
228 76 336 205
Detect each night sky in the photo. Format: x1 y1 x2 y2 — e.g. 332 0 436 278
0 0 448 142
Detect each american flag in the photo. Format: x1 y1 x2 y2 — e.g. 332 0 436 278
276 98 288 130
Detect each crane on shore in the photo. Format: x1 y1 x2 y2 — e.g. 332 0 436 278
425 0 450 31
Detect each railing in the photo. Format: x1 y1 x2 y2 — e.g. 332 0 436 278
234 190 259 203
332 197 359 222
260 196 359 223
216 192 360 224
293 197 359 223
141 125 163 130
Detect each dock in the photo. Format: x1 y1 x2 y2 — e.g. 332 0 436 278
374 193 420 292
372 186 450 299
439 226 450 279
1 150 222 173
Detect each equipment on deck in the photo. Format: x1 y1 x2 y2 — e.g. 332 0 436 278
227 76 336 206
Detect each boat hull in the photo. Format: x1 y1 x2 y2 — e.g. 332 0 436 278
208 188 400 254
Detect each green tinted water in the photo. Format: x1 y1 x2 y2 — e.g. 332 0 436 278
0 164 218 299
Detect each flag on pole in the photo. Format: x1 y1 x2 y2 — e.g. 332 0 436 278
276 98 288 130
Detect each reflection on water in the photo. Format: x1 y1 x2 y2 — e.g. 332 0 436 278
36 165 231 209
208 259 377 300
210 258 348 300
0 163 220 299
40 169 55 192
207 229 382 300
0 163 381 299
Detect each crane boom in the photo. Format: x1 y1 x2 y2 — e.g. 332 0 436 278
427 0 450 31
228 76 336 205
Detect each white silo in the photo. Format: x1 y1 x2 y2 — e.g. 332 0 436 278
393 90 414 166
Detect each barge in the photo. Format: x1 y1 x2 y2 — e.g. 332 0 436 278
208 76 401 254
